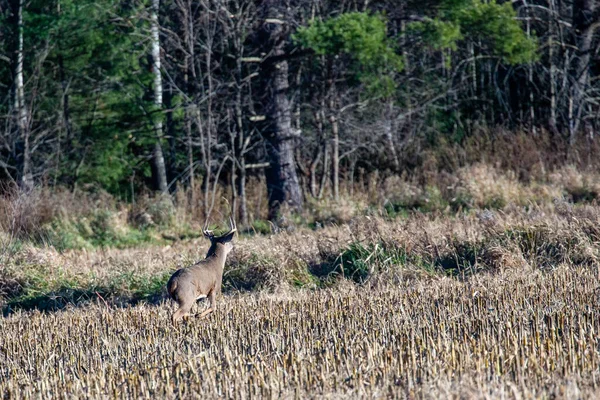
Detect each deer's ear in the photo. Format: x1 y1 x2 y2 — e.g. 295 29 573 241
219 231 235 243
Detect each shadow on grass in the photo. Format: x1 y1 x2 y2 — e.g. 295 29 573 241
2 272 172 316
2 271 259 317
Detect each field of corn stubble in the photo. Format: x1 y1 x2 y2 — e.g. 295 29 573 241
3 194 600 398
2 266 600 399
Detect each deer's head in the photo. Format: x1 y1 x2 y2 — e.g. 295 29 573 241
203 215 237 258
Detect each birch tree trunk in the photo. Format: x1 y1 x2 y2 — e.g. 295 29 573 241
150 0 168 193
11 0 32 190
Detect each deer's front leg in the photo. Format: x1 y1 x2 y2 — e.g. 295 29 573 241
197 290 215 319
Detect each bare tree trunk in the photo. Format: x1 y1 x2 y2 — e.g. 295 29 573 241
236 91 249 226
180 0 195 215
309 109 324 198
228 110 238 222
261 7 302 220
348 157 356 197
234 21 248 226
56 56 70 187
470 43 477 101
11 0 31 190
203 30 215 216
57 2 71 141
196 107 211 219
238 168 247 225
324 55 341 201
186 112 195 210
330 108 339 201
309 151 321 198
150 0 168 193
56 0 71 187
164 86 176 179
525 4 536 134
384 101 400 171
548 0 558 132
230 162 237 222
318 142 328 199
401 20 412 125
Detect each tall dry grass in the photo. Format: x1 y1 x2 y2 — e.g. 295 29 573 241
1 149 600 397
2 195 600 311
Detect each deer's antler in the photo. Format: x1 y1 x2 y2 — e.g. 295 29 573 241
226 214 237 235
202 218 214 239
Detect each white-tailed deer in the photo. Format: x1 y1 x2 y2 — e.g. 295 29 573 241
167 216 236 324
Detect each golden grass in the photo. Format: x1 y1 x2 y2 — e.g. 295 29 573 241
1 264 599 399
1 208 600 397
2 200 600 306
3 162 600 398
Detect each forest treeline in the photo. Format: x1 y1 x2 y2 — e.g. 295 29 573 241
0 0 598 222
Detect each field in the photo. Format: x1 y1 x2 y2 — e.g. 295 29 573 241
2 0 600 395
2 265 599 399
2 165 600 398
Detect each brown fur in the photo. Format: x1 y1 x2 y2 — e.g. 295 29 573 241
167 222 235 324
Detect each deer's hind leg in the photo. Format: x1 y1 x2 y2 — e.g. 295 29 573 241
197 290 216 319
172 298 194 325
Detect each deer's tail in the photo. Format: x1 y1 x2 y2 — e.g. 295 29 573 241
167 278 178 301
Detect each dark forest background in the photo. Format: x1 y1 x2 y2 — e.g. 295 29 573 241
0 0 599 225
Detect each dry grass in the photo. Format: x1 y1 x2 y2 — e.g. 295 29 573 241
2 205 600 398
3 198 600 308
1 265 599 399
2 160 600 398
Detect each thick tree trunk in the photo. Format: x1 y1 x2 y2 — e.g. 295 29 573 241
11 0 31 190
150 0 168 193
571 0 598 139
261 8 302 220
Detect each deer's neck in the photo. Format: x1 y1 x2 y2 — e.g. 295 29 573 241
205 247 227 267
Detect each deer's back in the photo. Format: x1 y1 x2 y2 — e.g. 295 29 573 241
167 260 221 301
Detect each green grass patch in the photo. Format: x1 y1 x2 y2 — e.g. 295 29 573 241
3 266 173 314
324 242 409 283
433 239 485 275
